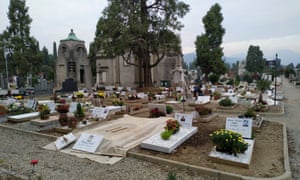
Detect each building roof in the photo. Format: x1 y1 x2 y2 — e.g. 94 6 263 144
61 29 83 42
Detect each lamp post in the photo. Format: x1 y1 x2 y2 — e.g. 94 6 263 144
274 54 278 106
3 47 9 89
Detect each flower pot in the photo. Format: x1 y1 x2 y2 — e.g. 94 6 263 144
59 113 68 126
68 118 77 129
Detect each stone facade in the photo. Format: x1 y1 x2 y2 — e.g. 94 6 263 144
56 29 92 90
95 52 183 88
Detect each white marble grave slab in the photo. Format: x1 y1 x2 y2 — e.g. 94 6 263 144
8 112 40 122
141 127 198 153
72 133 104 153
196 96 210 104
209 139 254 168
226 117 252 139
54 133 77 150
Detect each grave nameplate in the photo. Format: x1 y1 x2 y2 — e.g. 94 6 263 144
72 133 104 153
226 117 252 139
175 113 193 128
54 133 77 150
46 102 56 113
25 99 35 109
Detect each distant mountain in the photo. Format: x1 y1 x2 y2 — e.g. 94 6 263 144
183 52 196 65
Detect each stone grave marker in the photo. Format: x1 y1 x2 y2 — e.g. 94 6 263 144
25 99 37 110
72 133 104 153
54 133 77 150
46 102 56 113
92 107 109 119
69 102 78 113
174 113 193 128
225 117 252 139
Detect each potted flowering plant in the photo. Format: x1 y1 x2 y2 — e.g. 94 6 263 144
195 105 212 116
38 104 50 120
149 107 166 118
161 119 180 140
210 129 248 156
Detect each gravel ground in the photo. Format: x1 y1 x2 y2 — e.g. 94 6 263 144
0 127 217 180
1 76 300 179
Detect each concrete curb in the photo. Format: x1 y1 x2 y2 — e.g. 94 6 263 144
213 103 285 117
0 124 57 140
128 120 292 180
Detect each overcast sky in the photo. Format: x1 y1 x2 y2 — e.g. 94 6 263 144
1 0 300 59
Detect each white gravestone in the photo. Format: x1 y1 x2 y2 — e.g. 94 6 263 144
175 113 193 128
54 133 77 150
72 133 104 153
226 117 252 139
69 102 78 113
46 102 56 113
141 127 198 153
92 107 109 119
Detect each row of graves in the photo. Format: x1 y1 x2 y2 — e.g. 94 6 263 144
0 83 283 169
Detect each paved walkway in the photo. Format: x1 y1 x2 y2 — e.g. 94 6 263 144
271 77 300 179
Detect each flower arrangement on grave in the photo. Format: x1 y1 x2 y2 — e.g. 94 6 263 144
128 94 140 100
160 119 180 140
75 92 84 98
242 108 256 119
38 104 50 120
14 95 23 100
56 104 69 113
7 103 32 115
149 107 166 118
74 103 85 121
212 91 221 100
219 97 235 107
112 99 124 106
195 105 212 116
210 129 248 156
253 103 269 112
0 105 7 116
94 91 105 98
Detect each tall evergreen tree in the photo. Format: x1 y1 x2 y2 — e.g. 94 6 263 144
53 41 57 58
245 45 265 73
1 0 42 78
92 0 189 87
195 3 226 80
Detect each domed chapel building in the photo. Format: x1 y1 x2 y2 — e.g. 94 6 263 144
55 29 92 91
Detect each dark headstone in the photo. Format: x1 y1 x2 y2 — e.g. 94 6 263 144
61 78 78 92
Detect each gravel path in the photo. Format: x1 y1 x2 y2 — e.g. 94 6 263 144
1 77 300 179
0 128 216 179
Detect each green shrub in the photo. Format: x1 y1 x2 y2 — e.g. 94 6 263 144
219 97 234 106
244 108 256 118
166 105 173 114
167 171 177 180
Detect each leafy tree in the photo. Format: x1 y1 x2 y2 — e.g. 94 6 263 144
284 66 296 78
92 0 189 87
1 0 42 78
195 3 226 80
245 45 265 73
208 73 219 85
41 46 55 80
